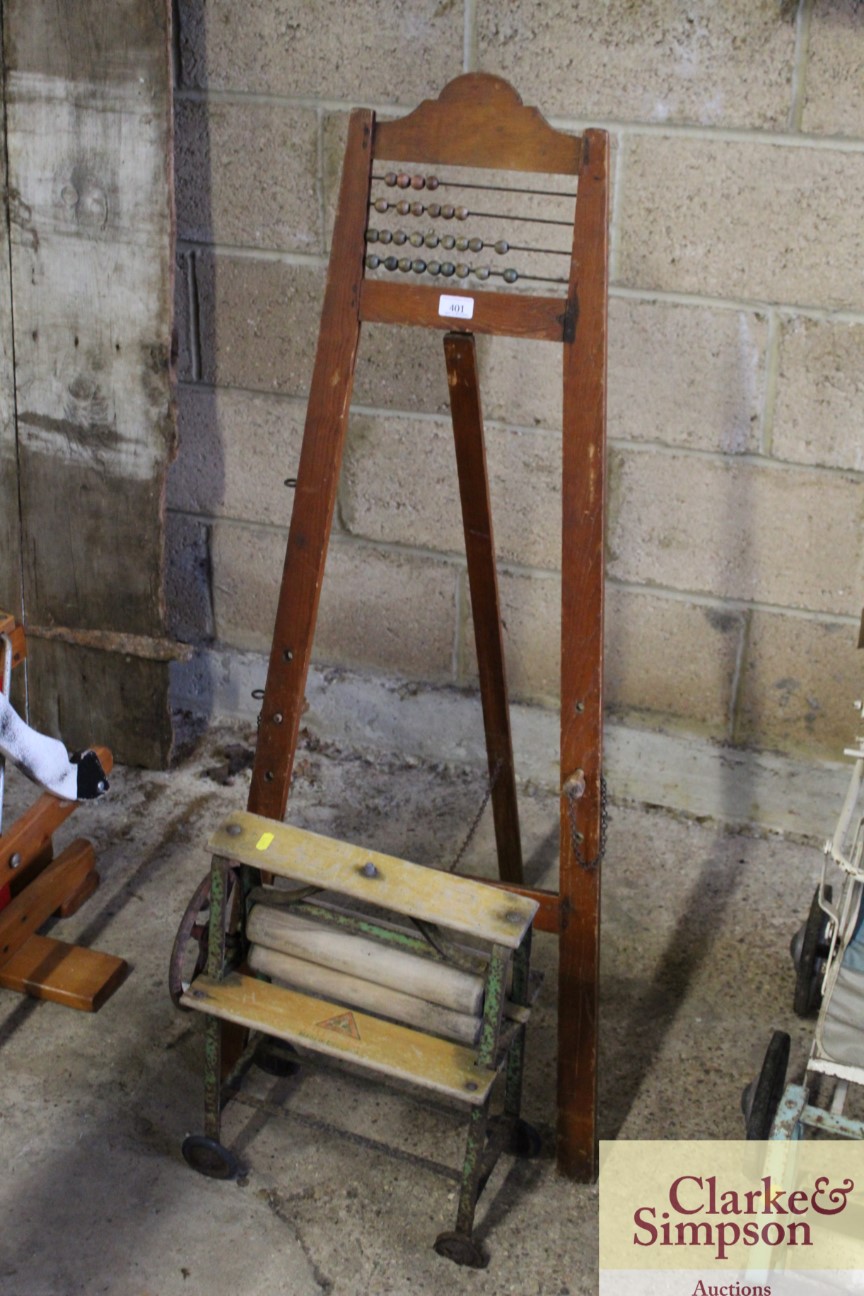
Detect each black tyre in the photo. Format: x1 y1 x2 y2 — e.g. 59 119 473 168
253 1038 300 1077
743 1030 790 1140
508 1118 542 1159
433 1231 489 1269
181 1134 240 1180
792 885 832 1017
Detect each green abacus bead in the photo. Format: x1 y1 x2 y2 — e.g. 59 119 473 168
384 255 398 271
409 231 424 247
494 239 509 255
442 204 455 219
398 257 412 272
455 206 469 220
441 261 455 276
412 259 427 273
393 229 407 245
424 232 439 248
455 236 469 252
474 266 491 280
374 198 389 213
396 199 411 216
379 229 393 244
427 260 441 275
455 263 469 277
366 228 379 242
503 267 519 283
441 234 455 250
468 237 483 252
365 254 381 269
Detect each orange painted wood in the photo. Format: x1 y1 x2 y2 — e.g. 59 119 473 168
374 73 581 175
444 332 523 886
248 108 374 823
0 837 96 968
0 746 113 889
0 932 128 1010
359 280 570 341
557 129 609 1182
58 864 100 917
0 619 26 672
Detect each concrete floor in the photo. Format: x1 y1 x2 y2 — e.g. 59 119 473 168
0 720 829 1296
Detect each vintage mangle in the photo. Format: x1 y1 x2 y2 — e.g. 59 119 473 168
174 72 608 1251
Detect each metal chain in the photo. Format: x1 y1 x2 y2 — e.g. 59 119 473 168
448 759 502 873
564 772 608 871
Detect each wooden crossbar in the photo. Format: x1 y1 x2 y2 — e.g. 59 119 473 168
210 812 537 949
182 971 498 1105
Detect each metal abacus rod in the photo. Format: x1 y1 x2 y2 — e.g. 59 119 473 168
370 196 573 228
375 171 577 200
363 253 568 287
365 227 565 258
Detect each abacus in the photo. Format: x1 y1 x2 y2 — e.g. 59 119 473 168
175 73 608 1245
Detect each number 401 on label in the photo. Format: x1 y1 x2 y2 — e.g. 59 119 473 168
438 295 475 320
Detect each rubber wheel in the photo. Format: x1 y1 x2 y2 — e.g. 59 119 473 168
792 885 832 1017
743 1030 790 1140
508 1118 542 1159
253 1038 300 1077
433 1231 489 1269
181 1134 240 1180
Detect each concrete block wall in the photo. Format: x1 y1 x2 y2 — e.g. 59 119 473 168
168 0 864 761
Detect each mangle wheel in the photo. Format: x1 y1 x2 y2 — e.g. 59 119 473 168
169 871 238 1007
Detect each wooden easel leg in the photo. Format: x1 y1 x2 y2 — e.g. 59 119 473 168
443 332 523 886
248 107 375 823
557 128 609 1181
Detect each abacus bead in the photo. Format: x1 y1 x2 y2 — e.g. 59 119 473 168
441 234 455 250
366 227 379 242
393 229 407 245
374 198 389 213
424 233 439 248
398 257 412 272
384 255 398 271
503 267 518 283
426 175 440 190
455 236 468 251
474 266 491 280
427 260 441 275
379 229 393 244
396 173 411 189
455 263 469 277
428 202 441 218
468 237 483 252
396 199 411 215
494 239 509 255
412 259 427 273
441 261 455 276
384 172 397 187
365 254 381 269
410 175 426 190
442 204 455 219
411 201 424 216
409 231 424 247
455 206 469 220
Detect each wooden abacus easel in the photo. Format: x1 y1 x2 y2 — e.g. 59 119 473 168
247 73 607 1181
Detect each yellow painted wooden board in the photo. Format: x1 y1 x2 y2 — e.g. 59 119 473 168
208 813 538 947
0 933 128 1010
182 972 497 1105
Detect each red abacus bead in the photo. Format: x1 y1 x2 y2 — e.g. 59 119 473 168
410 175 426 190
